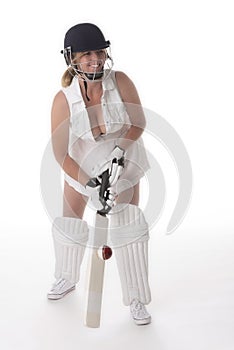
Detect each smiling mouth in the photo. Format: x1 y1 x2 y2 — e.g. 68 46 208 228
88 62 102 70
90 65 100 71
88 64 103 72
78 60 104 78
86 59 103 69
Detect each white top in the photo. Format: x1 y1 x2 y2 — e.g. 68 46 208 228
62 70 131 141
61 70 150 195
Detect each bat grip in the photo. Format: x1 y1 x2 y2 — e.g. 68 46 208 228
97 169 111 216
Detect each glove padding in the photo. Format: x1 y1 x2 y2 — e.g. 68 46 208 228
85 175 116 211
95 146 125 186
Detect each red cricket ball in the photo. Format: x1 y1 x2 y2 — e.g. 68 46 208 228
102 245 112 260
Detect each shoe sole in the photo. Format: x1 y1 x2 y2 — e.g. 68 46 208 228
134 316 151 325
47 286 76 300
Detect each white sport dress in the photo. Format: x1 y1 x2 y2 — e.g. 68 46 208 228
62 70 150 195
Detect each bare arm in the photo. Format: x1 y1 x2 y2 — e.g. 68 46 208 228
115 71 146 150
51 91 89 186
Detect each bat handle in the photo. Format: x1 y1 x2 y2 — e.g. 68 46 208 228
97 169 111 216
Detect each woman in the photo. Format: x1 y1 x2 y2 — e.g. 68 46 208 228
48 23 152 325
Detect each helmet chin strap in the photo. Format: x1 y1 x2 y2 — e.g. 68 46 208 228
83 80 90 101
82 71 104 102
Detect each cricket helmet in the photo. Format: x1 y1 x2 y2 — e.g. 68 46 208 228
61 23 113 82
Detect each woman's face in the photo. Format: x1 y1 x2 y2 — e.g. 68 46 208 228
73 49 107 73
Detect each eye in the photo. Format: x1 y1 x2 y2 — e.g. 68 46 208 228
97 50 106 56
78 52 91 60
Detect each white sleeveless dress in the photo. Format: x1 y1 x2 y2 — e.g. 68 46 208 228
62 70 150 195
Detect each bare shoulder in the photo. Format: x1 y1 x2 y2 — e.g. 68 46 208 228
115 71 141 104
52 90 69 115
51 90 70 131
115 71 136 92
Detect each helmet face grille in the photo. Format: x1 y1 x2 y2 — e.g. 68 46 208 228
64 23 110 53
61 23 113 83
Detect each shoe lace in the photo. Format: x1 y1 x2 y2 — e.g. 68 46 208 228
52 278 67 291
131 299 149 318
134 300 143 311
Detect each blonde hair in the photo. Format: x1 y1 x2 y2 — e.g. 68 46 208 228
61 67 75 87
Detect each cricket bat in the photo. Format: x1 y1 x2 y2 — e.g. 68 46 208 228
85 170 112 328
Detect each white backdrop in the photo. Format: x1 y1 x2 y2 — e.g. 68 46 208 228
0 1 234 349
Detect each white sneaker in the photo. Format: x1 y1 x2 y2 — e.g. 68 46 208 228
47 278 76 300
130 299 151 325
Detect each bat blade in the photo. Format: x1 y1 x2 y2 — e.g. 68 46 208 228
85 213 109 328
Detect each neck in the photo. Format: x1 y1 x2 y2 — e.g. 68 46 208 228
79 79 103 102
